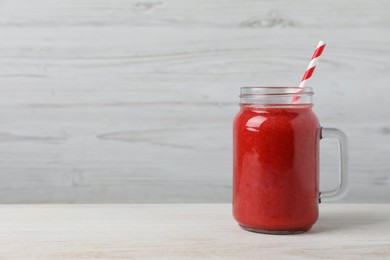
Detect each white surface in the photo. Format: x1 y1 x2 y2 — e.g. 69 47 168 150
0 204 389 259
0 0 389 202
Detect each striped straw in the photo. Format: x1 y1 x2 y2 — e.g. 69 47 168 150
293 41 326 102
299 40 326 88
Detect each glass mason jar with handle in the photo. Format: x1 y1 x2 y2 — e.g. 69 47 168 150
233 87 348 234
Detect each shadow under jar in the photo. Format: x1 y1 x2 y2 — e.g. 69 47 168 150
233 87 348 234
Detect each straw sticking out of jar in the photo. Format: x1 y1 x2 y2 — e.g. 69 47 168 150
293 41 326 103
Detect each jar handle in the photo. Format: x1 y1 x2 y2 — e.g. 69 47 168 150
319 127 349 202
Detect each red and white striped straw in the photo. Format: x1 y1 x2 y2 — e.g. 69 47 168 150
292 41 326 103
299 40 326 88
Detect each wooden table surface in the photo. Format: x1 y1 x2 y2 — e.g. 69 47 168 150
0 204 389 259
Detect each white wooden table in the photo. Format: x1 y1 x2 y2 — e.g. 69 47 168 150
0 204 388 259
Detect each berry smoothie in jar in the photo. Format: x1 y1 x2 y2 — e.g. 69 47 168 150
233 87 347 234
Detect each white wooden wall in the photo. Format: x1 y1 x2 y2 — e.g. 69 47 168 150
0 0 389 203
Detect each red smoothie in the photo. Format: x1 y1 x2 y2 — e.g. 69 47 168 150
233 106 320 233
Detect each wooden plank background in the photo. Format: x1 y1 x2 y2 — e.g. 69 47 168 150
0 0 388 203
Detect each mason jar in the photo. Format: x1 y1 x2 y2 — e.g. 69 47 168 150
233 87 348 234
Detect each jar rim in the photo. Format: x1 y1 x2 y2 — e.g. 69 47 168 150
240 86 313 96
239 86 313 107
